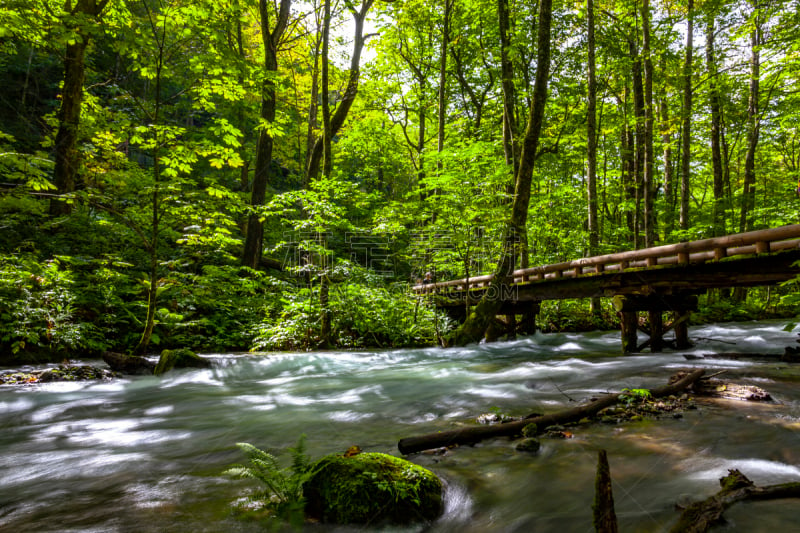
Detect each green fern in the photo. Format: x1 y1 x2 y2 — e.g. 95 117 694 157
225 435 314 525
619 388 652 405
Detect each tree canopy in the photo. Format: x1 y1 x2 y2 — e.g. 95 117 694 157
1 0 799 359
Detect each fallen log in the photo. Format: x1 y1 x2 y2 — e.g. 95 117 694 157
397 369 705 455
670 469 800 533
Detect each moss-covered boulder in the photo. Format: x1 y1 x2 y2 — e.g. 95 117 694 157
154 348 211 376
302 452 443 525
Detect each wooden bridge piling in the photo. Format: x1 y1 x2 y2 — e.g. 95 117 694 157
613 293 698 353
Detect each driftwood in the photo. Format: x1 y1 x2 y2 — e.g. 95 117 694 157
668 370 773 401
670 469 800 533
593 450 618 533
397 369 706 455
692 379 771 401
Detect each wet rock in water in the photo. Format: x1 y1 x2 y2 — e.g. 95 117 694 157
154 348 211 376
1 365 118 385
476 412 507 424
102 351 155 375
782 345 800 362
544 425 574 438
303 451 442 525
515 438 541 453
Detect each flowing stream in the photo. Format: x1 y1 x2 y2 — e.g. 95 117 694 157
2 321 800 532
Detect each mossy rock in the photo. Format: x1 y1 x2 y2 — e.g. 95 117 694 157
154 348 211 376
302 452 442 525
515 438 541 453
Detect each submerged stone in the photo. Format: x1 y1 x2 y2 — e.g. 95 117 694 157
154 348 211 376
102 351 155 375
515 438 541 453
303 451 443 525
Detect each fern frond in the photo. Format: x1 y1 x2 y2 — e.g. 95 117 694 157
226 436 313 521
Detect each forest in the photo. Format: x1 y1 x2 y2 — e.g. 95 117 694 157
1 0 799 363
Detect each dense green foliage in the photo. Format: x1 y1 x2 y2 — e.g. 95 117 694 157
1 0 798 361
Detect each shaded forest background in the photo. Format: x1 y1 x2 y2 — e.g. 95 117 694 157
1 0 798 362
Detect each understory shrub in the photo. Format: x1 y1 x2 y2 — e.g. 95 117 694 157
538 299 619 333
252 264 448 350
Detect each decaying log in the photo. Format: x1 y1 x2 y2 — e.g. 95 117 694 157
593 450 618 533
670 469 800 533
397 369 705 455
668 370 772 401
693 379 771 401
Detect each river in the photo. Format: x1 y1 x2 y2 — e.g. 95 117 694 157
2 320 800 532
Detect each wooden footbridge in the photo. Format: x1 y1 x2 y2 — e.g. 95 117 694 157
412 225 800 352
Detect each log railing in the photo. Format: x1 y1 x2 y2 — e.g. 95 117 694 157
412 224 800 295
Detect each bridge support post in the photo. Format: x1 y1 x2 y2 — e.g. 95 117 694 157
614 293 698 353
519 302 540 335
648 310 664 352
506 313 517 340
620 311 639 353
673 310 692 349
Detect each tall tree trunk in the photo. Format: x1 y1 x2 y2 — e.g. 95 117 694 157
437 0 452 158
498 0 519 175
587 0 600 313
318 0 333 347
680 0 694 232
305 0 375 182
242 0 292 270
135 2 166 355
707 13 725 236
660 76 674 236
630 37 645 249
450 0 553 346
303 1 323 189
642 0 656 247
417 78 427 195
233 0 251 194
739 5 761 232
620 88 635 237
321 0 332 178
49 0 111 216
